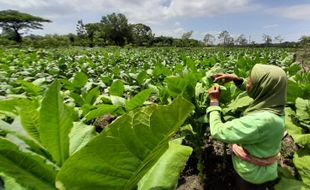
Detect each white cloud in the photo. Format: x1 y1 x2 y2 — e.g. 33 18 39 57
0 0 47 9
0 0 257 36
263 24 279 29
3 0 307 42
166 0 254 18
174 22 181 27
201 31 222 36
272 4 310 20
119 0 256 24
0 0 77 19
0 0 255 23
173 27 186 34
154 26 186 38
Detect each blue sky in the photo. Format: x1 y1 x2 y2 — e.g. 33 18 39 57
0 0 309 43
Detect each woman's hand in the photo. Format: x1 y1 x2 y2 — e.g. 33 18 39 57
212 73 241 84
208 85 221 103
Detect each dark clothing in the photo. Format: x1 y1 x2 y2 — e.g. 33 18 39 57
0 177 4 190
235 172 278 190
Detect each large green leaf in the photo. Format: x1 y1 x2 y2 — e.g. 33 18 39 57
39 80 73 166
293 151 310 187
275 177 308 190
222 96 253 114
84 104 119 121
16 80 43 96
276 165 309 190
287 63 301 76
101 76 113 86
292 134 310 149
164 73 199 102
136 71 147 85
204 63 224 86
0 98 30 115
84 86 100 105
72 72 88 89
165 76 189 97
285 108 310 149
56 96 194 190
153 64 172 77
19 103 40 142
287 80 303 103
0 97 40 142
69 122 97 155
0 118 50 158
138 140 192 190
0 138 57 190
69 92 84 107
111 95 126 107
0 173 28 190
109 80 125 96
285 108 303 136
295 98 310 123
125 89 153 111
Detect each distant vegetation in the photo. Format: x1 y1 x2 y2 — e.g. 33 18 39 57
0 10 51 43
0 10 309 48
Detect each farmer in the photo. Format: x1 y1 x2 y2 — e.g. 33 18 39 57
207 64 287 190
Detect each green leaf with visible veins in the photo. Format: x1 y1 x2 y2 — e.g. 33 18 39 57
0 118 50 158
56 96 194 190
138 140 192 190
39 80 73 166
84 104 119 121
17 80 43 96
126 88 153 111
285 108 310 149
0 138 57 190
293 151 310 187
295 98 310 123
69 122 97 155
20 103 40 142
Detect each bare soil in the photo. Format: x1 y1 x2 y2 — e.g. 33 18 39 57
295 48 310 71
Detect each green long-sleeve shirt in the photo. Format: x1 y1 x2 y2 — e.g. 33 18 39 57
206 106 285 184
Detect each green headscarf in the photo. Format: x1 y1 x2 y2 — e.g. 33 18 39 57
244 64 287 116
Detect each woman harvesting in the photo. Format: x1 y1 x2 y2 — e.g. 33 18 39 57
207 64 287 190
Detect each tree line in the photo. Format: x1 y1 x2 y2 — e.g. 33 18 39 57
74 14 203 47
0 10 309 48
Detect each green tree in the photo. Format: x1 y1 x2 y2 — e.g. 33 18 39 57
299 35 310 47
236 34 248 45
181 31 193 40
218 30 232 45
262 34 272 45
76 19 87 38
0 10 51 43
100 13 132 46
153 36 174 46
84 23 103 47
131 23 154 46
203 33 215 46
274 35 283 44
227 36 234 45
1 27 16 40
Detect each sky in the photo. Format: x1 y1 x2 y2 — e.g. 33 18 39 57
1 0 310 43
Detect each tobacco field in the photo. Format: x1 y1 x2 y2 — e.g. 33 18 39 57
0 47 309 190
